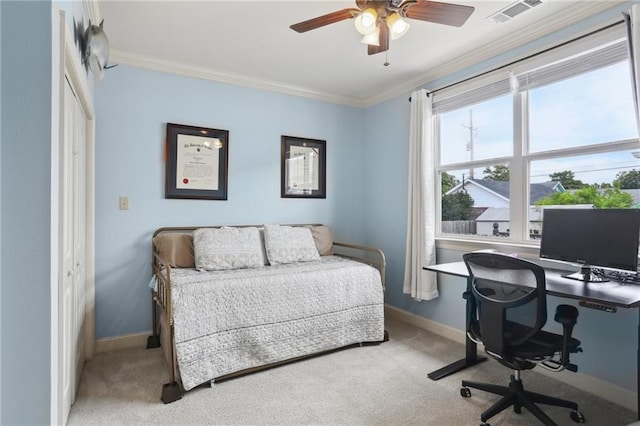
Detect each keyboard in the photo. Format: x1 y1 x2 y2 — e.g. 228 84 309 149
602 270 640 284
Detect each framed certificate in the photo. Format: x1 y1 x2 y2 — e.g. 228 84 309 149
165 123 229 200
281 135 326 199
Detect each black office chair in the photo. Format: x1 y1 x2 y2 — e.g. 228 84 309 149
460 252 585 426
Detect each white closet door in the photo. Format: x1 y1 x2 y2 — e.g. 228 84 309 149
72 89 87 394
60 76 88 424
60 78 76 426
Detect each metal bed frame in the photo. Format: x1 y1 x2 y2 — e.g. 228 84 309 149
146 225 387 403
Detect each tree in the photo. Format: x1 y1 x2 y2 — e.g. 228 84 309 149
549 170 585 189
442 191 475 221
440 173 474 220
483 165 509 181
441 172 458 194
594 182 613 189
614 169 640 189
536 185 633 208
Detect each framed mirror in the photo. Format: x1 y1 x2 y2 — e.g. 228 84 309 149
281 135 326 199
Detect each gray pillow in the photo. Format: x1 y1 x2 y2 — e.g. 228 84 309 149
193 227 265 271
263 224 320 265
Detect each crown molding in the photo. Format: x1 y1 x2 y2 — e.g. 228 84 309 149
109 1 628 109
110 49 367 108
362 1 629 107
83 0 102 25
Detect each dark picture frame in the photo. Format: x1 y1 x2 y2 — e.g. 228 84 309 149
281 135 326 199
165 123 229 200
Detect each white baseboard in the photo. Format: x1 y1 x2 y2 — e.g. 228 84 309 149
95 331 150 353
385 304 467 345
385 305 638 412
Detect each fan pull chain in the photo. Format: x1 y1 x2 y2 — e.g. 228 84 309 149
384 51 390 67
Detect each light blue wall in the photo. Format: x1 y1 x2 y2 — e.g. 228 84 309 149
93 65 365 338
0 1 52 424
0 1 3 421
362 93 410 304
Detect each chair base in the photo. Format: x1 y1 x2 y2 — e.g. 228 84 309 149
461 374 583 426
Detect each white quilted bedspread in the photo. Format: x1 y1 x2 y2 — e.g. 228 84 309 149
169 255 385 390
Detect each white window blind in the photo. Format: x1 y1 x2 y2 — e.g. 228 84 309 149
432 78 511 114
432 29 627 115
516 40 628 91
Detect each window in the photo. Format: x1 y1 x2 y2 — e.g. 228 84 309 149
435 28 639 244
439 96 513 165
529 61 637 152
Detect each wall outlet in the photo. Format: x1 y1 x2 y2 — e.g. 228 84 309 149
119 196 129 210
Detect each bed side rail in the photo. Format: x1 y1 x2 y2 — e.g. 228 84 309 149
152 252 173 325
150 252 182 403
333 242 386 290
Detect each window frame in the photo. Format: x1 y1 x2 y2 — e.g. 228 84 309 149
433 24 638 252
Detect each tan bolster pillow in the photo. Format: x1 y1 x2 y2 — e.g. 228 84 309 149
309 225 334 256
152 233 195 268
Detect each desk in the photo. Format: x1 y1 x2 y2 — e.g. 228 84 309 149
424 261 640 417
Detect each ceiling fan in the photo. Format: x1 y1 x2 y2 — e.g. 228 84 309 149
290 0 475 56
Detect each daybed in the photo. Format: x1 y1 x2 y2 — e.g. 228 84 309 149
147 224 387 403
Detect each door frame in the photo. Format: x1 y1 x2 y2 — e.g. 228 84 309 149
52 9 96 425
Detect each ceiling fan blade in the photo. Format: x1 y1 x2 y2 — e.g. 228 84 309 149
368 21 389 55
402 0 475 27
290 8 360 33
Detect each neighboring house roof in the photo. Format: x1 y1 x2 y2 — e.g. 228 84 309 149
538 181 565 191
446 179 564 205
475 207 511 222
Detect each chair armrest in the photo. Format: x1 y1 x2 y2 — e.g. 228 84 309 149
463 290 482 343
554 304 579 368
554 304 578 325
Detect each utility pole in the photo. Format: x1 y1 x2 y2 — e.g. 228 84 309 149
462 109 478 179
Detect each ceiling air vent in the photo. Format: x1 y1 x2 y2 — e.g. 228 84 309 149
489 0 545 24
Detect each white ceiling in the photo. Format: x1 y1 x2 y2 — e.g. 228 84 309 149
99 1 625 106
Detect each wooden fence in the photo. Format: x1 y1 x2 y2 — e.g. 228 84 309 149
442 220 476 235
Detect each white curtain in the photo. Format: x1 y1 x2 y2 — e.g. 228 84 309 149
625 4 640 136
403 89 438 301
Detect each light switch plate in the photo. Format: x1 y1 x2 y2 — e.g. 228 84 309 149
119 196 129 210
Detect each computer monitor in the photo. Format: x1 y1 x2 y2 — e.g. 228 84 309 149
539 208 640 282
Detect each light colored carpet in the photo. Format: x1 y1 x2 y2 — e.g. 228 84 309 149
68 318 637 425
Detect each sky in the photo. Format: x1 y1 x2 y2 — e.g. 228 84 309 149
439 60 640 186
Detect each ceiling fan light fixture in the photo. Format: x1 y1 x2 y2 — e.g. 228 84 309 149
360 26 380 46
289 1 476 58
387 12 410 40
355 8 378 35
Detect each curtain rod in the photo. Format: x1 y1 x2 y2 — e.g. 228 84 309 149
410 18 625 101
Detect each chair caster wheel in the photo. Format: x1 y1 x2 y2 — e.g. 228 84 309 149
570 410 585 423
480 422 490 426
460 387 471 397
